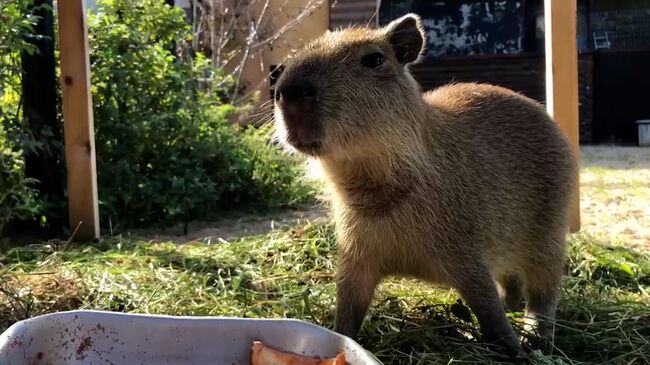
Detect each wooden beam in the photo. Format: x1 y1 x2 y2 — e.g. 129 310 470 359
544 0 580 232
57 0 100 240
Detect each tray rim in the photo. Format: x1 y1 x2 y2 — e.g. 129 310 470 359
0 309 383 364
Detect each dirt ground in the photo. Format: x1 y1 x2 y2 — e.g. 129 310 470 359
580 146 650 252
146 205 329 244
153 146 649 253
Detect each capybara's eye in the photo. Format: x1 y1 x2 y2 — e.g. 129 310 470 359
361 52 384 69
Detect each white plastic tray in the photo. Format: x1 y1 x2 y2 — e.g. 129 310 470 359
0 310 381 365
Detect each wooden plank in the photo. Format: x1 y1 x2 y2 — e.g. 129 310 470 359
56 0 100 240
544 0 581 232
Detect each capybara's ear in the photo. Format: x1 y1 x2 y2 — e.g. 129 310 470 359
383 13 426 65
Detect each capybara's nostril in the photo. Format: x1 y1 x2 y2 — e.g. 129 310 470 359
277 80 316 104
303 85 316 98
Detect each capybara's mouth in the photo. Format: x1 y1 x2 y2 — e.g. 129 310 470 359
282 116 323 155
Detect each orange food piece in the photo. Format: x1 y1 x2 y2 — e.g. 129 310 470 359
250 341 346 365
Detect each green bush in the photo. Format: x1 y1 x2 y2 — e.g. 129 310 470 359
0 0 312 234
0 0 43 234
0 128 41 234
89 0 312 228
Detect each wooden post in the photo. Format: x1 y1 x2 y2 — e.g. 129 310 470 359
57 0 100 240
545 0 580 233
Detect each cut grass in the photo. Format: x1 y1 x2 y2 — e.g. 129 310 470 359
1 222 649 364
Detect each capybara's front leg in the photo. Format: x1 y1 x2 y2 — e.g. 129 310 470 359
333 258 380 340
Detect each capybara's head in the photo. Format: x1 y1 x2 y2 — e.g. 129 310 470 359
274 14 426 158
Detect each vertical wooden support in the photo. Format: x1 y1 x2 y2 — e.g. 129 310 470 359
545 0 580 232
57 0 100 240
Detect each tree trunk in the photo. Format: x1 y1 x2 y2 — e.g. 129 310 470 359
20 0 66 234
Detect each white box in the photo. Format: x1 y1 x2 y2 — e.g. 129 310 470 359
638 120 650 146
0 310 381 365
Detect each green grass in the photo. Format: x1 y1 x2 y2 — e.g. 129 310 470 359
1 222 649 364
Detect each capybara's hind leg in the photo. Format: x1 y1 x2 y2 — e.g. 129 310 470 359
500 274 524 312
523 272 561 341
522 236 565 341
454 265 525 358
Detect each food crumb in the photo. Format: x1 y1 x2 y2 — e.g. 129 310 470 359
75 336 93 360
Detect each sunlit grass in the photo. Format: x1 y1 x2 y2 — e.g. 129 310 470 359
1 222 648 364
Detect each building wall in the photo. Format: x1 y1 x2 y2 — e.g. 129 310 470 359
592 49 650 144
380 1 527 58
174 1 329 105
253 0 650 143
410 54 595 144
329 0 378 29
521 0 592 54
590 0 650 49
237 0 330 104
578 55 594 144
330 0 596 143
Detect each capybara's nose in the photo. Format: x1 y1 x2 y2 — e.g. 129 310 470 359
275 80 317 105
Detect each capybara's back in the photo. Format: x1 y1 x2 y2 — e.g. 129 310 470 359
424 82 575 269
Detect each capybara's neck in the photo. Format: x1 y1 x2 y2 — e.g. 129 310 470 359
318 111 443 214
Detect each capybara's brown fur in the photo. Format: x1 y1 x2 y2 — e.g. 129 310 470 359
273 14 576 358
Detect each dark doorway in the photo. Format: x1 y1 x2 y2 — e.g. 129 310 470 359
593 49 650 145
